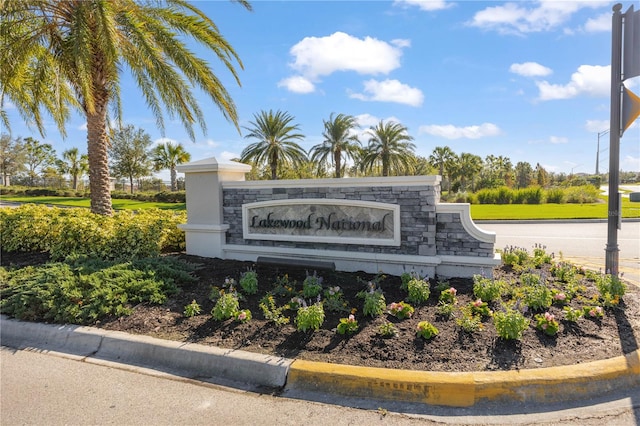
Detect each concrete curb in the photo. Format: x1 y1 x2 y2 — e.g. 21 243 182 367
2 315 638 408
286 353 640 407
0 315 290 389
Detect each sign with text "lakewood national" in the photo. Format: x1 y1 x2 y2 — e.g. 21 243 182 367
242 199 401 246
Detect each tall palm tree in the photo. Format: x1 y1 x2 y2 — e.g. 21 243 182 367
428 146 456 192
456 152 483 192
0 0 251 215
310 113 360 178
152 142 191 191
360 120 416 177
56 147 89 190
240 110 307 180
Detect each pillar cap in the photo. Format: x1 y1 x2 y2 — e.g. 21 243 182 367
177 157 252 174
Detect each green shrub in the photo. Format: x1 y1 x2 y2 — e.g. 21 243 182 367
406 277 431 304
239 269 258 295
295 302 325 332
416 321 439 340
302 271 323 298
565 185 600 204
0 256 192 324
473 275 504 302
357 281 386 317
0 205 186 260
493 306 529 340
545 188 566 204
212 292 240 321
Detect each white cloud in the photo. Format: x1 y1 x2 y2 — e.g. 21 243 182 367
391 39 412 48
549 136 568 144
536 65 609 100
393 0 452 12
622 155 640 171
288 32 406 80
418 122 502 139
277 76 315 94
354 114 381 128
468 1 608 35
584 12 610 32
349 79 424 106
509 62 552 77
220 151 240 162
78 122 87 131
204 139 219 147
585 119 609 133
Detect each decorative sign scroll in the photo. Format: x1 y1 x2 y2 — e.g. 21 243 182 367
242 199 401 246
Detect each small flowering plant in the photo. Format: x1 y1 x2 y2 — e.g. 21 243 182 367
183 299 202 318
387 301 414 320
534 311 559 336
583 305 604 319
416 321 439 340
336 314 359 335
302 271 323 298
357 281 386 317
469 299 492 317
563 306 583 322
551 290 569 306
295 300 325 332
439 287 457 304
235 309 252 323
378 321 398 338
323 286 348 313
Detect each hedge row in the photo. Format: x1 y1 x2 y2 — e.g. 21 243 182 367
447 185 601 205
0 187 186 203
0 204 186 260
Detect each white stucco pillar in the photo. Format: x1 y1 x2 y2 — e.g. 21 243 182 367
177 157 251 258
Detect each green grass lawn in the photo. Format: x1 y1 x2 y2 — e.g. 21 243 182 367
2 195 639 219
471 197 640 220
0 196 185 211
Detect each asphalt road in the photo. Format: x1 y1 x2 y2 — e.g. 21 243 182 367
2 347 638 425
478 220 640 286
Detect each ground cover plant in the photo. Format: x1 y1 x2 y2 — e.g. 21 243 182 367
1 245 638 373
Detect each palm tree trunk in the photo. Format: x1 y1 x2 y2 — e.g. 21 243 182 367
86 108 113 215
170 167 177 191
334 150 341 178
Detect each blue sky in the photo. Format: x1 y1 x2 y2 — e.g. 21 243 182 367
4 0 640 181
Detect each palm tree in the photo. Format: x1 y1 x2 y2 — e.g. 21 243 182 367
428 146 456 192
152 142 191 191
56 148 89 190
456 152 483 192
240 110 307 180
310 113 360 178
359 120 416 177
0 0 251 215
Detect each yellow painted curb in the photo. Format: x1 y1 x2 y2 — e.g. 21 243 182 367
286 350 640 407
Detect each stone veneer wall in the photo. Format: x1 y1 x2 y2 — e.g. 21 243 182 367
177 158 499 277
436 213 494 258
222 182 493 260
223 185 439 256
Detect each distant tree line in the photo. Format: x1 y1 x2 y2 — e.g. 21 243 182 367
3 109 638 198
0 128 190 193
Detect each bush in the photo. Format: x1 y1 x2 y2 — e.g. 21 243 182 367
545 188 566 204
493 306 529 340
565 185 600 204
0 205 186 259
0 256 193 324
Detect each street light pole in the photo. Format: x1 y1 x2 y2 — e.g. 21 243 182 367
596 129 609 175
605 4 623 276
